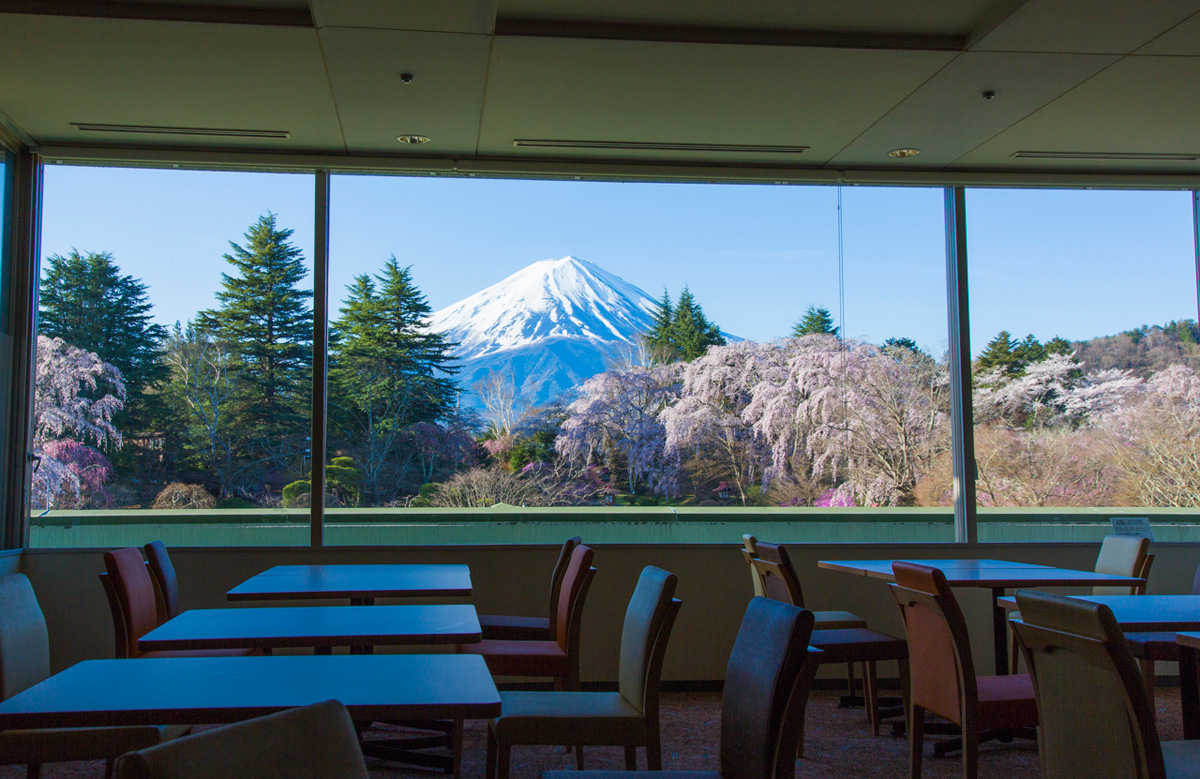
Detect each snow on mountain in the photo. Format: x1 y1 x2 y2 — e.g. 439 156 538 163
427 256 660 409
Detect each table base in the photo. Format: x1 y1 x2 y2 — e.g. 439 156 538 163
361 719 462 776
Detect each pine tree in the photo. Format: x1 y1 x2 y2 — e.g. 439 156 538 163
792 305 839 338
976 330 1020 375
670 286 725 361
644 288 674 356
1045 336 1074 356
40 249 167 405
330 257 458 502
197 213 312 443
1013 334 1047 365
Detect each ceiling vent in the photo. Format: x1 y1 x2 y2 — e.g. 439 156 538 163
1012 150 1199 161
72 123 290 140
513 139 808 154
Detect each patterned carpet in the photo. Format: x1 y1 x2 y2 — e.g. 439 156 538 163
0 686 1185 778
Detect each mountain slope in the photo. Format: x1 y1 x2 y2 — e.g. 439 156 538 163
427 256 661 408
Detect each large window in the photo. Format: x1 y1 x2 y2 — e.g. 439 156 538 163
31 166 314 547
0 146 14 545
965 188 1197 541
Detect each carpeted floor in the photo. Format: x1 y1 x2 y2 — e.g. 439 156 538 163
0 686 1185 778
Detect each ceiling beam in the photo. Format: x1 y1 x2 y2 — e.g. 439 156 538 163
0 1 313 27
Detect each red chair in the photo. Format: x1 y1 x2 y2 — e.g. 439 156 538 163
478 536 581 641
102 547 251 659
143 541 180 624
461 543 596 691
890 562 1038 779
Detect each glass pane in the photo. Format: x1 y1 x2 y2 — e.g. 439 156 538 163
966 188 1197 542
0 147 13 545
32 166 314 547
328 175 950 544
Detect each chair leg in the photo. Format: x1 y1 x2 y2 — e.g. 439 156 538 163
647 727 663 770
962 723 979 779
625 745 638 770
1010 627 1020 675
865 660 880 735
485 728 497 779
909 704 925 779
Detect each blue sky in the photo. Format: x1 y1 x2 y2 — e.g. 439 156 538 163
39 165 1197 356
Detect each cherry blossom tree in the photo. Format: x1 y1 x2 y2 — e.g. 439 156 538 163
32 335 125 509
975 353 1141 429
556 363 681 496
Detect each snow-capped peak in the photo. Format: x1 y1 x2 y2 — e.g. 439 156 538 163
427 256 659 359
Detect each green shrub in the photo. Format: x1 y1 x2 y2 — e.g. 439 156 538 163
418 482 441 498
282 480 311 508
152 483 216 510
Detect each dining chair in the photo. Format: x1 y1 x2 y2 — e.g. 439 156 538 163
113 699 368 779
461 543 597 690
479 536 582 641
1009 534 1151 672
751 541 905 743
102 547 251 659
1011 589 1200 778
485 565 682 779
740 534 765 597
890 562 1038 779
0 573 189 779
1124 558 1196 709
142 541 180 624
544 596 820 779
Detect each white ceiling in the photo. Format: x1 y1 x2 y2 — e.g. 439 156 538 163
2 0 1200 182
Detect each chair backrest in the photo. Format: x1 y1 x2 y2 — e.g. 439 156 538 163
143 540 180 622
104 546 161 658
114 699 369 779
720 597 816 779
741 535 765 598
547 536 582 634
889 562 975 726
1191 561 1200 595
1092 534 1150 596
617 565 681 715
1012 589 1164 779
751 541 805 608
554 544 596 659
0 574 51 701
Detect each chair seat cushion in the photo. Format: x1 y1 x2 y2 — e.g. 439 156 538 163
976 673 1038 730
139 648 255 659
0 724 190 763
812 611 868 630
491 691 644 744
1161 739 1200 778
1125 632 1181 661
478 615 552 641
460 640 569 678
807 629 908 664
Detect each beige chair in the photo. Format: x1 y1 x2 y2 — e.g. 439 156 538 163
1012 589 1200 778
544 596 820 779
0 573 188 779
486 566 682 779
740 534 765 597
1009 534 1151 671
114 700 368 779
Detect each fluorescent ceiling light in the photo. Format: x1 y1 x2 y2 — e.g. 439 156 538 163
72 123 290 140
513 139 808 154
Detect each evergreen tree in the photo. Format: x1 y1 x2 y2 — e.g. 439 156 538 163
976 330 1020 375
883 337 920 355
1013 333 1047 365
644 288 674 355
670 286 725 361
330 257 458 502
197 213 312 444
1045 336 1074 356
39 249 167 407
792 305 839 338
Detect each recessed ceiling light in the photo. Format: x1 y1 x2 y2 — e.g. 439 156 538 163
888 148 921 158
396 134 431 145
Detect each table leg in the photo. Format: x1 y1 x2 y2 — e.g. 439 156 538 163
992 587 1009 675
1181 644 1200 739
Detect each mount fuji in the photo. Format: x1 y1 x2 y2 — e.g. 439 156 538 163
426 256 661 410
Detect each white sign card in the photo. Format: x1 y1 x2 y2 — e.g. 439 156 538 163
1110 516 1153 541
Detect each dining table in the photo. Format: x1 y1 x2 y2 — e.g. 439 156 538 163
0 654 500 776
818 558 1145 675
137 603 482 654
227 564 473 605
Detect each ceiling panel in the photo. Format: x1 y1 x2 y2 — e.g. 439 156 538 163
831 51 1118 167
309 0 498 34
971 0 1200 53
954 55 1200 171
477 37 955 165
1137 9 1200 54
319 28 491 154
496 0 993 37
0 14 342 150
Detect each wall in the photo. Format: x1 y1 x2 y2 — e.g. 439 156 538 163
21 540 1200 684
